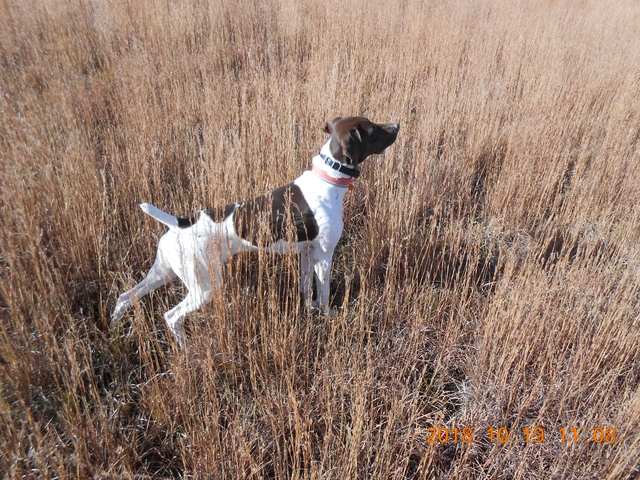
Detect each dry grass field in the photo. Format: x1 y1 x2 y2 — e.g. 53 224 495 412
2 0 640 477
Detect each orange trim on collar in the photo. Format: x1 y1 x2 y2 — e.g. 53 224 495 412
312 166 354 187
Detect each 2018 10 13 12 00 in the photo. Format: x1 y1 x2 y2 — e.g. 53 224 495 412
425 426 617 444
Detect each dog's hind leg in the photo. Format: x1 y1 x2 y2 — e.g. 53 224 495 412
163 253 217 348
112 254 176 325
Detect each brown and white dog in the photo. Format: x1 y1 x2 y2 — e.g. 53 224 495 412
112 117 400 346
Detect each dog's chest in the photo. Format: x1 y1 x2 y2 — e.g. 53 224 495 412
295 176 345 223
293 170 347 246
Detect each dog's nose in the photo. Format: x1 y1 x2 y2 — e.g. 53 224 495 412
384 122 400 134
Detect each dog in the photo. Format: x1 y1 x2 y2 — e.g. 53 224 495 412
111 117 399 347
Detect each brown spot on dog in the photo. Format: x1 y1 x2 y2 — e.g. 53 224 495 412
177 185 318 248
204 203 237 223
232 183 319 246
177 204 236 227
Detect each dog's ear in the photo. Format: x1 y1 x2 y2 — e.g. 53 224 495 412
341 127 362 166
322 117 343 135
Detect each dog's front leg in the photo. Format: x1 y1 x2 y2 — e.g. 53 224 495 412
300 247 314 308
312 251 334 314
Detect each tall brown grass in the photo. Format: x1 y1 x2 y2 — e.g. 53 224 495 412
1 0 640 477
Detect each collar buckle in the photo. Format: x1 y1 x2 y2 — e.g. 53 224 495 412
320 154 361 178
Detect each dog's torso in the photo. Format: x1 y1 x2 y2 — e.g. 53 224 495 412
173 154 349 259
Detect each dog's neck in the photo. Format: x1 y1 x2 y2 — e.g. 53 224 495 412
311 142 358 187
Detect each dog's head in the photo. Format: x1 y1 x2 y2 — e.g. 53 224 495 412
322 117 400 168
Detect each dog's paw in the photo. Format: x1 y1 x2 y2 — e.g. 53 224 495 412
308 301 336 317
110 303 127 326
111 291 134 324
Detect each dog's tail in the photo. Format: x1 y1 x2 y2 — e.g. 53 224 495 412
139 203 179 229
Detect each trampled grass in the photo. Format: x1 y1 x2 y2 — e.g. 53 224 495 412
1 0 639 478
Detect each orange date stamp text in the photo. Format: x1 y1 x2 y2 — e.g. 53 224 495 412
425 426 617 444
